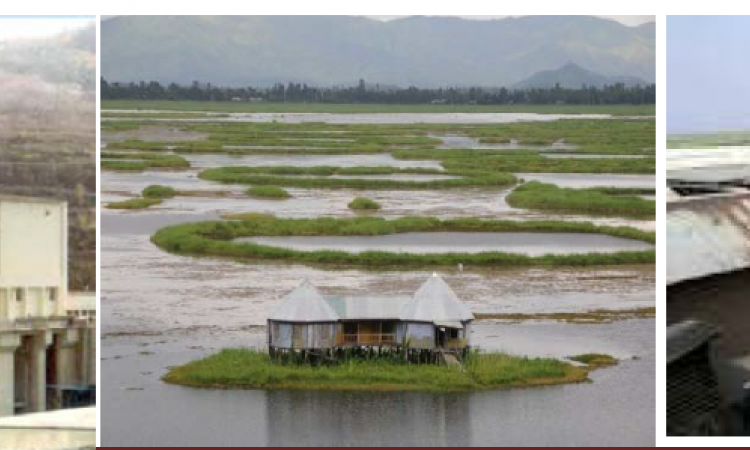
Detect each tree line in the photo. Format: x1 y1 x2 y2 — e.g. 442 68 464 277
101 78 655 105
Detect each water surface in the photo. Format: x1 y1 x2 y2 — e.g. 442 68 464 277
238 232 652 256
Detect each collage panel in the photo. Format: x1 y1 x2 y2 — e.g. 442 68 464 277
667 15 750 438
0 15 97 447
99 15 655 447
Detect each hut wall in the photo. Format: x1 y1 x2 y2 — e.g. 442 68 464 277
270 322 336 349
405 322 435 349
270 322 294 348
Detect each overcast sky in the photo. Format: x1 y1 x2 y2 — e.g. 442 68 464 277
0 16 94 41
369 15 654 26
668 16 750 134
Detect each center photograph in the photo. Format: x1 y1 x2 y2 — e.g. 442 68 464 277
98 14 656 447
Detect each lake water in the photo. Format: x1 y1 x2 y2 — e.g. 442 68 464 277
238 231 652 256
103 111 612 124
515 173 655 189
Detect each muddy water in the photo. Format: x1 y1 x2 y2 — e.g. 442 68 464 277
102 171 654 231
101 203 654 446
516 173 655 189
186 153 443 169
103 111 612 124
434 134 579 150
238 232 652 256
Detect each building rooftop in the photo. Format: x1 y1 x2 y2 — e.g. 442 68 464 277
667 191 750 284
269 274 474 326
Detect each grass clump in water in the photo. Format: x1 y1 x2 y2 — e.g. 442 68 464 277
106 197 162 210
348 197 381 210
142 184 177 199
568 354 619 368
247 185 291 199
100 152 190 171
162 349 612 392
506 181 655 219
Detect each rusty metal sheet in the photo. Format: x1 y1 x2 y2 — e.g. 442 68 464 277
668 192 750 284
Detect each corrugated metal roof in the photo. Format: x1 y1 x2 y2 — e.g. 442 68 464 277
400 273 474 323
269 274 474 324
267 279 339 322
668 192 750 284
325 295 411 320
667 320 721 364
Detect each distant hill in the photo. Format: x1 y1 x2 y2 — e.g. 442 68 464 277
514 62 648 89
102 15 655 87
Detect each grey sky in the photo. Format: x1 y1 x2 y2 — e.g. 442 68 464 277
369 15 654 27
0 16 94 41
668 16 750 134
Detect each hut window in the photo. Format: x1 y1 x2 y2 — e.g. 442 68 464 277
449 328 459 339
343 322 357 335
48 287 58 301
15 288 24 302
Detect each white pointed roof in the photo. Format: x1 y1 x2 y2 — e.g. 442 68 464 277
399 273 474 323
268 279 339 322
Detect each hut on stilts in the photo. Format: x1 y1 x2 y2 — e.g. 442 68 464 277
267 273 474 365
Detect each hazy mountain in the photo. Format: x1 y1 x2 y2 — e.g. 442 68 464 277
514 62 647 89
102 15 655 87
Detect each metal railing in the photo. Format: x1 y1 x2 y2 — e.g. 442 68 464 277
342 333 397 345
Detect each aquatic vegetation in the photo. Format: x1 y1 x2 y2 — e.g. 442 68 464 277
198 166 516 190
506 181 655 219
247 185 291 199
162 348 617 392
103 100 655 116
101 151 190 171
151 216 655 267
106 197 162 210
474 307 656 324
142 184 177 199
348 197 381 210
567 354 619 368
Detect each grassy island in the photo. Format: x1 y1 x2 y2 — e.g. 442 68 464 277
162 349 617 392
151 215 655 267
247 185 292 199
348 197 381 210
506 182 655 219
198 166 516 190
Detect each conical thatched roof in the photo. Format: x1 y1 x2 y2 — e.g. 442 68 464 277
268 279 339 322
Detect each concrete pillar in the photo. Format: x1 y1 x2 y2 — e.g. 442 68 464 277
56 328 81 387
27 330 51 413
0 333 20 417
84 326 96 386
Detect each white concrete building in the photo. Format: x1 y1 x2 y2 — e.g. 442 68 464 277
0 196 95 418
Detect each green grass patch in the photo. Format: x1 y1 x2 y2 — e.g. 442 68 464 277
151 216 655 267
162 348 615 392
142 184 177 199
106 197 162 210
506 182 655 219
101 151 189 171
247 185 291 199
348 197 381 210
198 166 516 190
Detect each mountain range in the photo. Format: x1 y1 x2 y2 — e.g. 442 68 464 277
102 15 654 88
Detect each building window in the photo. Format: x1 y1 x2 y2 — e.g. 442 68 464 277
49 287 58 301
15 288 24 302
